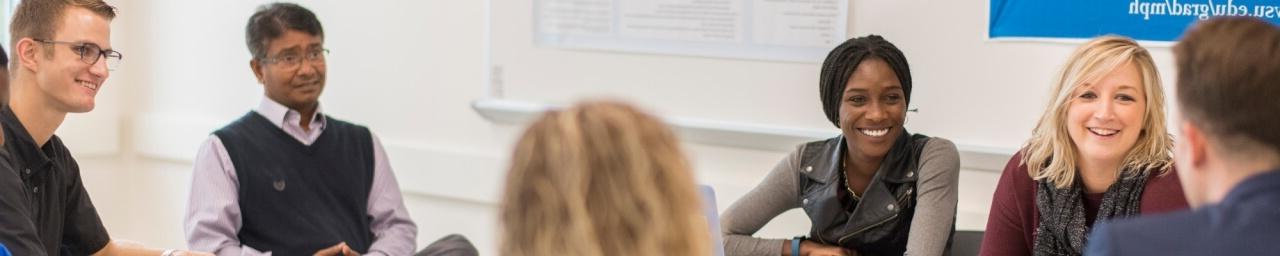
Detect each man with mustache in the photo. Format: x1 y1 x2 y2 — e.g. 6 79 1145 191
183 3 417 256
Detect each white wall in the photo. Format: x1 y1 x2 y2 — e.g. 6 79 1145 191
67 0 505 253
45 0 1181 255
487 0 1180 152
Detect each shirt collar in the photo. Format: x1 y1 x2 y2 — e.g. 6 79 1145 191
0 106 54 169
1221 168 1280 206
255 97 327 131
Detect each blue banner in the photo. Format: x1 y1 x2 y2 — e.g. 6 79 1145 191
990 0 1280 41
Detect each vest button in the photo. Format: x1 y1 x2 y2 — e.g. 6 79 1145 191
33 186 39 194
886 204 895 211
804 166 813 172
24 169 31 175
906 171 914 178
802 198 810 204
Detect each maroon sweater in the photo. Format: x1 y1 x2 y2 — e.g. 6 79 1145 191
978 152 1189 256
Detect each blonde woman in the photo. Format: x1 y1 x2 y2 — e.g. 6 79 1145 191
979 36 1189 256
498 100 711 256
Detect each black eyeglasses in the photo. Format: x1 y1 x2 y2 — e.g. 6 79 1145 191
33 39 123 70
259 48 328 71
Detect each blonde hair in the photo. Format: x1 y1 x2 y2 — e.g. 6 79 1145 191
1023 36 1173 189
498 100 710 256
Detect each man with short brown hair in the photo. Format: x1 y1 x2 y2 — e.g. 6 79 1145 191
1086 16 1280 256
0 0 209 255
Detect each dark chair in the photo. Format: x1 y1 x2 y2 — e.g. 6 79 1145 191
415 234 479 256
949 230 985 256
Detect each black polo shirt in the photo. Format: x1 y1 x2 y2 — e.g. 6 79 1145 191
0 107 109 256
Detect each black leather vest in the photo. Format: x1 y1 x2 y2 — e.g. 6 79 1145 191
797 132 949 255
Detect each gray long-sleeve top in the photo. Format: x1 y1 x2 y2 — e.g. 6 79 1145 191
720 137 960 256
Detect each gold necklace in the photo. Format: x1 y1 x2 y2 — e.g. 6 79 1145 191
841 157 862 200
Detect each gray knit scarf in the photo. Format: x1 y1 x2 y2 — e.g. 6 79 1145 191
1032 169 1148 256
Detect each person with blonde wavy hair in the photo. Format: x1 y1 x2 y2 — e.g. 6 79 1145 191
1086 16 1280 256
980 36 1189 256
498 100 711 256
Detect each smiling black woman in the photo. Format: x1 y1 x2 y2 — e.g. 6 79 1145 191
720 35 961 256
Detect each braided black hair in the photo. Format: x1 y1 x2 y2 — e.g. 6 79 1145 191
818 35 912 128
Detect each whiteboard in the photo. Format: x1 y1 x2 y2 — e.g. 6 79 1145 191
487 0 1182 153
531 0 847 62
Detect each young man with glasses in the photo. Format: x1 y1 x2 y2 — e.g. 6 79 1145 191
184 3 417 256
0 0 210 255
